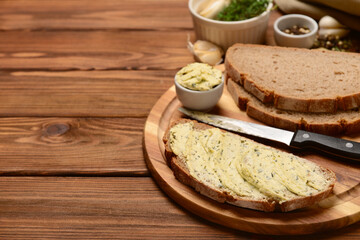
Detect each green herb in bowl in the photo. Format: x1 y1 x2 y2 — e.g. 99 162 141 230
216 0 269 21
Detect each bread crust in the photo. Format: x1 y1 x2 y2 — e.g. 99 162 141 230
225 44 360 113
277 167 335 212
163 119 336 212
227 78 360 135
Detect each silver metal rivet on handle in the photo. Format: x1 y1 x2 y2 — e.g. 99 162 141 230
302 133 310 139
346 142 353 148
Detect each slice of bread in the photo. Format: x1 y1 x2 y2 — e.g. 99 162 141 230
227 78 360 135
225 44 360 113
163 119 336 212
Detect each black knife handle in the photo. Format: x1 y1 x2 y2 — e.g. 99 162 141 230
290 130 360 161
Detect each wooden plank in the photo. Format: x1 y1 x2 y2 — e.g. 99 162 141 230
0 177 359 239
0 31 194 70
0 70 174 117
0 118 148 176
0 0 191 30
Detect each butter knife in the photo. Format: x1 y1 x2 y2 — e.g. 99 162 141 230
178 107 360 161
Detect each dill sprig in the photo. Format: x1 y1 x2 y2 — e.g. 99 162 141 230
216 0 269 21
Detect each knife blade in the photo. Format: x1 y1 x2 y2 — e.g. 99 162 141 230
178 107 360 161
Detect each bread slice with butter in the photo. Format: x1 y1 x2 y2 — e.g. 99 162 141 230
163 119 336 212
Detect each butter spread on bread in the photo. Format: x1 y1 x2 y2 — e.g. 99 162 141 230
170 122 267 199
164 119 336 212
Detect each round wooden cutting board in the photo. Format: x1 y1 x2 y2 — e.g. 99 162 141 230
143 84 360 235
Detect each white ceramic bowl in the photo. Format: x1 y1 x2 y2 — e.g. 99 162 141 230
175 75 224 111
189 0 273 51
274 14 318 48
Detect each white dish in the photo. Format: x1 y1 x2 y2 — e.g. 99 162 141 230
175 75 224 111
188 0 273 51
274 14 318 49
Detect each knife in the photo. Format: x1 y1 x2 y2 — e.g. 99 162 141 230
178 107 360 161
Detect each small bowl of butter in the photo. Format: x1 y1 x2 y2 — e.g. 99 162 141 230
175 62 224 111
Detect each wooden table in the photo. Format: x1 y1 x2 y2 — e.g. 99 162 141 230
0 1 358 239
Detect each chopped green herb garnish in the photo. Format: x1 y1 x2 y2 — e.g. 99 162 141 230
216 0 269 21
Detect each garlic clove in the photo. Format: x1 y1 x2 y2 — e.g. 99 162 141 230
196 50 223 66
319 28 350 39
188 38 224 66
198 0 230 19
318 16 350 39
319 16 347 29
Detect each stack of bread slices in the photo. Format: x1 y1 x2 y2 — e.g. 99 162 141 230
225 44 360 135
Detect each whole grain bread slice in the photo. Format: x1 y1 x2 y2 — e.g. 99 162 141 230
163 119 336 212
227 78 360 135
225 44 360 113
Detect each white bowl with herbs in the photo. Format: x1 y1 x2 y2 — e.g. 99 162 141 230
175 63 224 111
188 0 273 51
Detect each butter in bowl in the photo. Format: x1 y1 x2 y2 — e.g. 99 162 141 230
175 63 224 111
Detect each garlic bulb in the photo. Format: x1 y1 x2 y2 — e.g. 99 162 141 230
197 0 230 19
319 16 346 29
318 15 350 38
187 37 224 66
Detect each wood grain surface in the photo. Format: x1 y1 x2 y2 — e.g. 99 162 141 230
0 0 191 30
0 117 148 176
143 85 360 235
0 70 174 117
0 31 193 70
0 0 358 238
0 177 359 240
